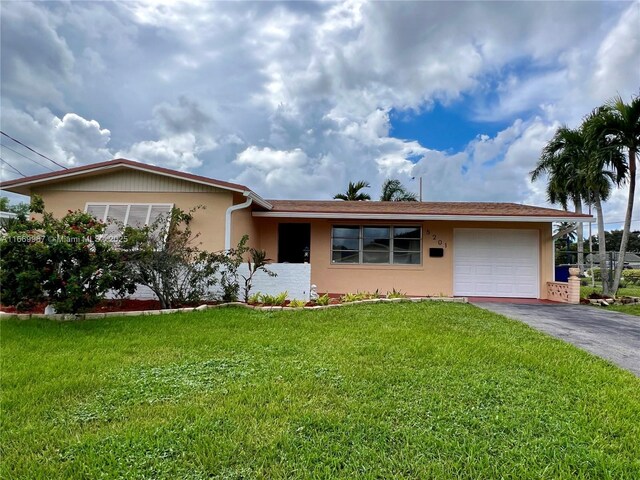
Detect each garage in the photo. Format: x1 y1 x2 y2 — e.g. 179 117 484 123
453 228 539 298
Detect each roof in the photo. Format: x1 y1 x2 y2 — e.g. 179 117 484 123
0 159 593 223
253 200 593 222
0 158 271 208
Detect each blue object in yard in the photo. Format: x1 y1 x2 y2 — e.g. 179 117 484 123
555 265 570 282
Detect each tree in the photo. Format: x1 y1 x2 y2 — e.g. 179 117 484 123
592 230 640 252
119 207 220 309
0 196 30 217
240 246 276 303
587 95 640 293
531 126 589 274
580 109 627 294
0 198 134 313
379 179 418 201
210 235 276 303
334 181 371 201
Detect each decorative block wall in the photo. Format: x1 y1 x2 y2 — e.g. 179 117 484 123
112 263 312 302
546 267 580 304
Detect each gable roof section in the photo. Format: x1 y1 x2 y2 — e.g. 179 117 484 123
254 200 593 222
0 158 272 209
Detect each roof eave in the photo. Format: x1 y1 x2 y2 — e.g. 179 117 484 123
0 162 273 209
252 211 594 222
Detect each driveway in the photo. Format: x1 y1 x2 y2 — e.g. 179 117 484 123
472 303 640 376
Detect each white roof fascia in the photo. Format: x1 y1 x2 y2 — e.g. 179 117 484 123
251 211 594 222
244 192 272 209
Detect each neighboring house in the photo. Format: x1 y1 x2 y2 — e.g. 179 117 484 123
0 158 591 300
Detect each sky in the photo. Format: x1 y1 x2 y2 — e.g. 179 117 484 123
0 0 639 229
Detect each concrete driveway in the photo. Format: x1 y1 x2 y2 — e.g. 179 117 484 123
472 303 640 376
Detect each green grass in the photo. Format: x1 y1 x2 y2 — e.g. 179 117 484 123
606 304 640 316
581 283 640 298
581 284 640 316
2 303 639 479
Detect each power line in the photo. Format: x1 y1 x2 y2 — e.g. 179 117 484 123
0 143 56 172
0 156 26 177
0 131 67 170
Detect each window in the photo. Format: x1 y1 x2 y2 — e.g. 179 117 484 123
85 203 173 240
331 225 421 264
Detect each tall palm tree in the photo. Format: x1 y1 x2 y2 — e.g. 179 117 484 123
582 110 627 294
333 180 371 201
380 179 418 202
554 222 577 263
531 126 588 274
586 95 640 293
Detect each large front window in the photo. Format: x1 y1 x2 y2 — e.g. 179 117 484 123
85 203 173 239
331 225 421 264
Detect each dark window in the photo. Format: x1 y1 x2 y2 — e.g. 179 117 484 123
278 223 311 263
331 226 421 265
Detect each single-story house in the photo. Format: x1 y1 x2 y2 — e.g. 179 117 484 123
0 158 591 300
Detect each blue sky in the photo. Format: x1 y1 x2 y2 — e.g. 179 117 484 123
389 102 511 153
0 1 638 228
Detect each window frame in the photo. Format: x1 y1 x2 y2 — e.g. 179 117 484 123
331 225 422 265
84 202 174 241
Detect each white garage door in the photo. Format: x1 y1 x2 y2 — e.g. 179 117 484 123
454 229 539 298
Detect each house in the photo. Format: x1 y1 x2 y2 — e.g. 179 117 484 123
0 158 591 300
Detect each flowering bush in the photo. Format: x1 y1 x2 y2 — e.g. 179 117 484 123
0 197 134 313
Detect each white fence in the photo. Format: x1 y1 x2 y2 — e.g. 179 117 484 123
111 263 312 302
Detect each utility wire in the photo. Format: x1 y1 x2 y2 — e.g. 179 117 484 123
0 156 26 177
0 143 56 172
0 131 67 169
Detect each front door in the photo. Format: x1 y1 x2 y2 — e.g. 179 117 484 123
278 223 311 263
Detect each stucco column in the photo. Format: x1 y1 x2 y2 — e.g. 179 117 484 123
568 267 580 305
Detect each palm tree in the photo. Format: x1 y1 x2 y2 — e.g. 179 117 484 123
581 110 627 294
586 95 640 293
380 179 418 202
333 180 371 201
531 126 588 275
554 222 577 263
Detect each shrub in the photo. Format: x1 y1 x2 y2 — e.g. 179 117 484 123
248 293 262 304
211 236 276 303
240 248 276 303
622 269 640 285
260 291 288 306
386 288 407 299
119 207 218 309
0 197 134 313
341 292 365 303
315 294 331 306
288 299 306 308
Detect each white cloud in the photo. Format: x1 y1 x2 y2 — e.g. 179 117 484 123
116 134 204 171
1 0 638 231
52 114 112 165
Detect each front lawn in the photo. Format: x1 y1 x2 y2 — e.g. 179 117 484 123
606 304 640 316
581 284 640 299
2 303 639 479
581 284 640 316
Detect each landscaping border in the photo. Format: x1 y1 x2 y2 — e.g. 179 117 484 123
0 297 467 321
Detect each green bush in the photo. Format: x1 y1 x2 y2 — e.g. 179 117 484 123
288 299 306 308
622 269 640 285
386 288 407 299
0 197 134 313
259 291 288 306
248 293 261 304
315 294 331 306
119 207 220 309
